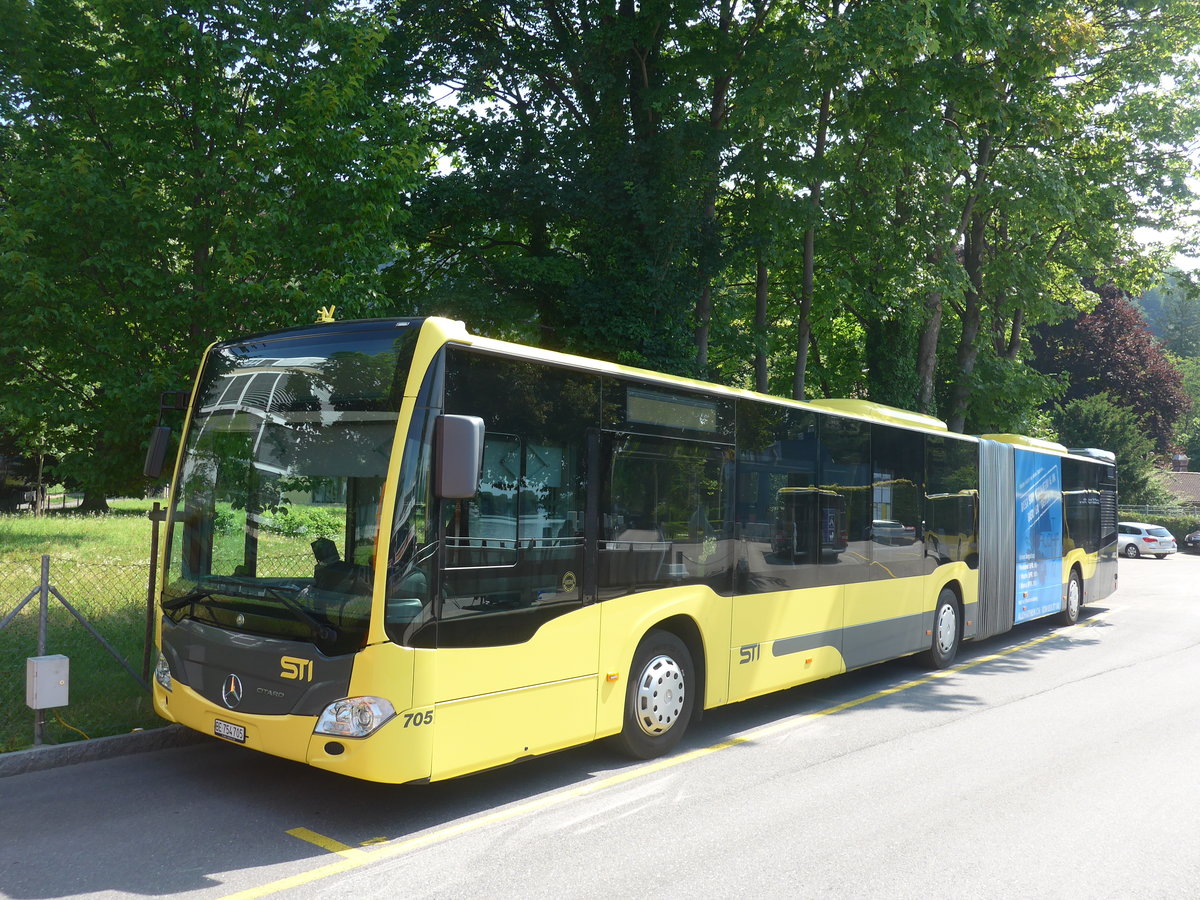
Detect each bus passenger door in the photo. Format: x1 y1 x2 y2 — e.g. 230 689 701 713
430 351 602 779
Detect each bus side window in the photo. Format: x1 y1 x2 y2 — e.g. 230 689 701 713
925 435 980 568
436 348 599 648
817 416 871 586
732 403 820 592
870 424 924 581
1062 457 1106 555
446 433 520 568
598 434 733 598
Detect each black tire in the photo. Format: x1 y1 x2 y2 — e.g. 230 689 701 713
1057 568 1082 626
1123 543 1139 559
1154 554 1167 560
923 588 960 669
613 629 695 760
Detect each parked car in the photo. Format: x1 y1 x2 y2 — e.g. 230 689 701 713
1117 522 1177 559
1184 529 1200 554
870 519 917 545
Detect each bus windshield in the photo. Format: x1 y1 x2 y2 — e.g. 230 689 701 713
163 323 418 655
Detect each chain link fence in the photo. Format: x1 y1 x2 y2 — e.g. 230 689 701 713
1 555 160 753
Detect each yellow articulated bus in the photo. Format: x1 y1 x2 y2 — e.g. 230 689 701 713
149 316 1118 783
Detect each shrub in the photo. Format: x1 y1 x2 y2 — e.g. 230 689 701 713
259 506 342 539
1128 514 1200 543
213 508 239 534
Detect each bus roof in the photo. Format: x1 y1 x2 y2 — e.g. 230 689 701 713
231 316 1072 450
980 434 1069 454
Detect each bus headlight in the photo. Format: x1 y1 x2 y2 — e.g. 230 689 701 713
154 650 173 692
314 697 396 738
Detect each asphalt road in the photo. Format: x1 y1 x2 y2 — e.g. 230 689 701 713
2 553 1199 899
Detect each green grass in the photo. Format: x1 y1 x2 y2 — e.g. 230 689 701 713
0 504 165 752
0 501 349 752
0 500 161 566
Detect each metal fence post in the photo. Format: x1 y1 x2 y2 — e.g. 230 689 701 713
143 502 166 682
34 554 49 746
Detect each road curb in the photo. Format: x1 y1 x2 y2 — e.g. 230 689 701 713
0 724 210 778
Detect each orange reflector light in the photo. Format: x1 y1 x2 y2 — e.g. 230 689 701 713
606 673 619 682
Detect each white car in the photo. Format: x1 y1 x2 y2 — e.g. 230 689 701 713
1117 522 1177 559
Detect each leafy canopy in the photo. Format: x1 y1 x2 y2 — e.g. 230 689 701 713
0 0 428 499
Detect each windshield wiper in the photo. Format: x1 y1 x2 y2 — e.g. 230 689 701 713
161 583 338 643
260 585 339 643
161 589 216 612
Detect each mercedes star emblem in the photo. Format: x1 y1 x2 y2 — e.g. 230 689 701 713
221 673 244 709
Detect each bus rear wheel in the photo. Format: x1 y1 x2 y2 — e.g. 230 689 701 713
923 588 960 669
614 629 695 760
1057 569 1082 626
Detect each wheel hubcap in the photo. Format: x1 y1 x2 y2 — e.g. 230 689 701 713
1068 578 1080 618
634 654 686 736
936 604 957 654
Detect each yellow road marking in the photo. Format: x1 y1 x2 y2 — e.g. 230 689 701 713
223 615 1105 900
285 828 367 860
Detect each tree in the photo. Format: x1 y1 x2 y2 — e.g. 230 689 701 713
0 398 67 513
925 0 1200 433
1137 270 1200 358
0 0 427 504
1054 393 1170 506
724 0 1200 428
1031 284 1191 453
385 0 761 372
1170 355 1200 470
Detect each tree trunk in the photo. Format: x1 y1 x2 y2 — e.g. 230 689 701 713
755 251 769 392
807 324 831 397
77 492 110 514
1004 308 1024 360
916 290 943 414
34 452 44 518
793 231 816 402
944 127 996 432
794 85 833 400
946 209 988 433
695 284 712 375
693 2 734 374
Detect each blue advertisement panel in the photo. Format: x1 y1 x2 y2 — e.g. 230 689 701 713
1013 450 1063 624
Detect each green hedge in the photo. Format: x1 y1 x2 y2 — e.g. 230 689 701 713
258 506 343 539
1122 514 1200 544
212 504 343 539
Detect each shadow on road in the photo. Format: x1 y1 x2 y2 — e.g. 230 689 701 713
0 605 1113 899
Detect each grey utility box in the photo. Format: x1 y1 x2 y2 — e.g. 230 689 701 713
26 654 69 710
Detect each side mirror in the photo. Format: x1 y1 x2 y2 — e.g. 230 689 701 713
144 390 190 479
144 426 172 478
160 390 190 412
436 414 484 499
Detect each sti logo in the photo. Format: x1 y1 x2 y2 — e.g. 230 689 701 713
280 656 314 682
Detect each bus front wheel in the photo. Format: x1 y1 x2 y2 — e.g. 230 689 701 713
924 589 960 669
614 629 695 760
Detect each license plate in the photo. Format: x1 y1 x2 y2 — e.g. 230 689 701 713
214 719 246 744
